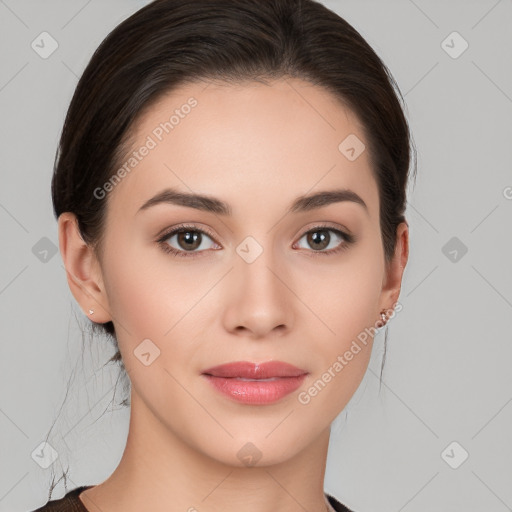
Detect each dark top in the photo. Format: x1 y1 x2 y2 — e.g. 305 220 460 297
31 485 355 511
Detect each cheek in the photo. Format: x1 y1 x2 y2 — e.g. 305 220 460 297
302 246 384 344
101 249 208 403
102 232 207 333
295 287 381 422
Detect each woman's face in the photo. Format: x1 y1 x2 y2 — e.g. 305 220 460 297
65 78 407 467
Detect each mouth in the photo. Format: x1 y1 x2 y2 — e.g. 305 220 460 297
201 361 308 405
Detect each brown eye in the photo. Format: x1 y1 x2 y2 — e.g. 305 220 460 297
306 229 331 250
175 230 202 251
158 224 220 258
294 226 354 255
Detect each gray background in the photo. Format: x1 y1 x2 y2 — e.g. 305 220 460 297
1 0 511 511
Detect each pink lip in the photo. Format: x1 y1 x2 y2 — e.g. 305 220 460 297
202 361 307 379
201 361 308 405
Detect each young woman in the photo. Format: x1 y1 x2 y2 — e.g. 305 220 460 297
33 0 414 510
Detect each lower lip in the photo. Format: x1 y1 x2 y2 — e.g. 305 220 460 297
202 374 307 404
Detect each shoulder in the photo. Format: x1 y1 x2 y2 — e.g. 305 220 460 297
326 492 357 512
30 486 92 512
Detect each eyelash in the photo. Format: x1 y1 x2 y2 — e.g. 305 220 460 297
156 223 355 259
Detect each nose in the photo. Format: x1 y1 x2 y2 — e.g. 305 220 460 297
221 248 295 339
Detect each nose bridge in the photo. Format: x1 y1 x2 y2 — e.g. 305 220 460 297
222 232 294 336
235 232 284 298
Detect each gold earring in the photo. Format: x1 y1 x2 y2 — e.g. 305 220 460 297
379 309 387 327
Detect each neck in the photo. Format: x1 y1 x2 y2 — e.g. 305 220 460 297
80 388 333 512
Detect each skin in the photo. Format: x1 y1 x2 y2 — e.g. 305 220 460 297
58 77 408 512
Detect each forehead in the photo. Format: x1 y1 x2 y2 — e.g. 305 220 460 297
106 78 379 221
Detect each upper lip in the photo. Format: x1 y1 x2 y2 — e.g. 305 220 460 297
202 361 308 379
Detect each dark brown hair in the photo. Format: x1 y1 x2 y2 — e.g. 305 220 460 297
46 0 416 500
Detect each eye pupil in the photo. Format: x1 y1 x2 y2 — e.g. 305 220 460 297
308 230 329 250
178 231 201 250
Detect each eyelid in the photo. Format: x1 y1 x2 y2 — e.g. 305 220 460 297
296 221 353 239
155 223 218 242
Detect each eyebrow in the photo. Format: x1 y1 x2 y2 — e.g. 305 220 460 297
137 187 368 216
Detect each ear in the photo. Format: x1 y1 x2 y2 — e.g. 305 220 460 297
57 212 112 323
379 221 409 313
